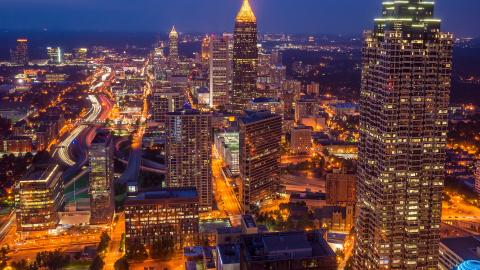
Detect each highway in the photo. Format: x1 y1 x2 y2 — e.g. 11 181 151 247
56 95 102 166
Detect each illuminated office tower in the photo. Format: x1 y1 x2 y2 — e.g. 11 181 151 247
353 1 453 269
231 0 258 113
89 130 115 224
47 47 62 64
201 35 211 64
74 48 88 62
209 35 230 108
11 38 29 65
166 109 212 211
16 164 64 232
169 26 179 66
239 111 282 212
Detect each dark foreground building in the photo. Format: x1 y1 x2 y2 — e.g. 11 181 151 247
240 231 336 270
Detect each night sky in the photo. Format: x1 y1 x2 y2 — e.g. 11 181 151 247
1 0 479 37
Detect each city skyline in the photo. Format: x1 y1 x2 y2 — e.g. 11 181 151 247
1 0 480 36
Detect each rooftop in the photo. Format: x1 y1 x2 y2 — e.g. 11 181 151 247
241 231 335 262
23 164 60 182
240 110 281 125
251 97 280 103
217 244 241 265
441 236 480 261
91 129 111 144
128 188 198 201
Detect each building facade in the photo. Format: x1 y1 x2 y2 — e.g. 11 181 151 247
125 188 199 252
16 164 64 232
209 35 230 108
353 1 453 269
166 109 213 211
89 130 115 225
169 26 179 66
239 111 282 211
11 38 29 65
231 0 258 113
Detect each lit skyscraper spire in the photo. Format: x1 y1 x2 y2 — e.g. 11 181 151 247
231 0 258 113
353 0 453 269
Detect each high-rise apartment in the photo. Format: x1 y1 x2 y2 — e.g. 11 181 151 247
239 111 282 212
89 130 115 225
231 0 258 113
166 108 212 211
353 1 453 269
152 87 185 128
209 35 230 108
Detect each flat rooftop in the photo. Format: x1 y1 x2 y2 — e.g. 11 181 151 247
240 110 280 124
128 188 198 201
441 236 480 261
218 244 240 265
23 164 60 182
242 231 335 262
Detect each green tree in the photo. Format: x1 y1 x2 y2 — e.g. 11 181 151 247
126 242 148 261
97 232 111 254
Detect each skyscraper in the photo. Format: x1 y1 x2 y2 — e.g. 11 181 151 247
11 38 29 65
166 108 212 211
47 47 63 64
88 130 115 224
231 0 258 113
353 1 453 269
152 86 185 130
239 111 282 212
209 35 230 108
169 26 179 66
201 34 211 64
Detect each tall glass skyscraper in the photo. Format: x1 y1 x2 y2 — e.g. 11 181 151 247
231 0 258 113
169 26 179 66
353 1 453 269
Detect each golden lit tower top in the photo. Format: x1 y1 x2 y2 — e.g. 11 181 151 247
236 0 256 23
169 26 178 37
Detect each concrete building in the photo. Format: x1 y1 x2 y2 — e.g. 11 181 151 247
214 130 240 176
11 38 29 65
217 244 241 270
295 95 319 123
353 0 453 268
16 164 64 232
291 126 312 154
209 35 230 108
248 97 284 118
152 87 184 128
240 231 337 270
166 109 212 211
439 236 480 270
88 130 115 225
325 173 356 206
239 111 282 211
47 47 62 64
124 188 199 251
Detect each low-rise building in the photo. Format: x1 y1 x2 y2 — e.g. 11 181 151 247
291 126 312 154
240 230 337 270
439 236 480 270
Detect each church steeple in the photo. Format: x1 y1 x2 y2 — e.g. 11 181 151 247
236 0 256 23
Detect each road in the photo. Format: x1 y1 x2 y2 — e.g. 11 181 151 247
212 148 242 217
104 213 125 270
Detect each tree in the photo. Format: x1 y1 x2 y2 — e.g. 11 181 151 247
114 257 129 270
35 250 70 270
97 232 111 254
89 255 104 270
0 245 10 269
12 259 39 270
